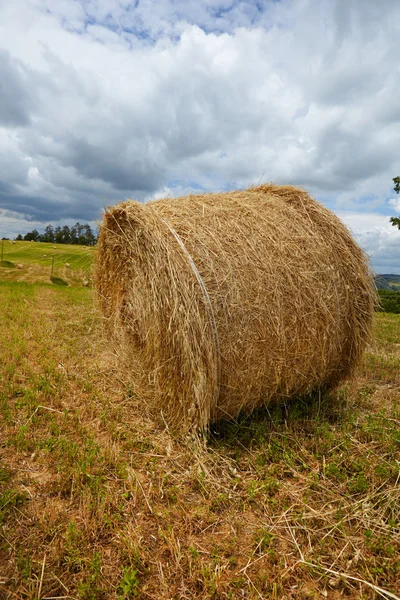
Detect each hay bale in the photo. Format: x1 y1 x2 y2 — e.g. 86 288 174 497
96 185 376 433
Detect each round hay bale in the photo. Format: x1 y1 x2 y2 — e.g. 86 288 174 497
96 185 376 433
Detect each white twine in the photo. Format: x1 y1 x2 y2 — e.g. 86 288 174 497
159 217 221 404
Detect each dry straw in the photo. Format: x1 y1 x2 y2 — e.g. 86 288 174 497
96 185 376 433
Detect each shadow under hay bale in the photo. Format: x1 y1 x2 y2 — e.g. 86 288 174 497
209 387 351 449
96 185 376 434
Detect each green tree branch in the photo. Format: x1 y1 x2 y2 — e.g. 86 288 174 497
391 177 400 230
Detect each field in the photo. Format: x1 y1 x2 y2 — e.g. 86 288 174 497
0 240 94 286
0 255 400 598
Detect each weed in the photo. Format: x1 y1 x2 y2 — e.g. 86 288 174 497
348 473 369 494
254 528 275 553
0 489 28 525
0 465 11 484
16 550 32 582
118 568 139 599
77 552 104 599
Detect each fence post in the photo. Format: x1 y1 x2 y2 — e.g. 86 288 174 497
50 256 54 279
1 239 3 263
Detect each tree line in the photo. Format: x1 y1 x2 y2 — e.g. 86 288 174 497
378 290 400 314
15 223 98 246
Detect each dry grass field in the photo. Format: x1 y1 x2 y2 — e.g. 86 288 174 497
0 276 399 599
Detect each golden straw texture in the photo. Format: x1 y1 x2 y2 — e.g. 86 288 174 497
96 185 376 433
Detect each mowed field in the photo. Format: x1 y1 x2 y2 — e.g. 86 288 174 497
0 240 94 286
0 269 400 598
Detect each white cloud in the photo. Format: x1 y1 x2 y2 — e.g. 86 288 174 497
389 196 400 213
337 211 400 274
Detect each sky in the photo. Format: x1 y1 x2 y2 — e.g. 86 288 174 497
0 0 400 273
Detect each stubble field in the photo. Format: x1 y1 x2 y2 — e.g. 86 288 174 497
0 249 399 599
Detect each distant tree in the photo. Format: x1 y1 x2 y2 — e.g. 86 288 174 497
68 222 97 245
16 234 23 241
82 224 97 246
42 224 55 243
54 226 62 243
394 176 400 194
54 225 71 244
24 229 40 241
62 225 71 244
70 222 83 245
391 177 400 230
1 237 9 240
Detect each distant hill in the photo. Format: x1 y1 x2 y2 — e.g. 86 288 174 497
374 274 400 291
0 240 94 286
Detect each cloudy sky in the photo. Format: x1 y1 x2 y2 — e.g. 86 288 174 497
0 0 400 273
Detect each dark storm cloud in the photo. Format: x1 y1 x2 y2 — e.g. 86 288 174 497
0 49 32 127
65 136 164 192
0 180 128 223
0 49 166 222
0 187 73 221
0 195 52 221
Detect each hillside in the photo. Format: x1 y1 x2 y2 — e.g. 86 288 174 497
0 240 94 286
374 274 400 290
